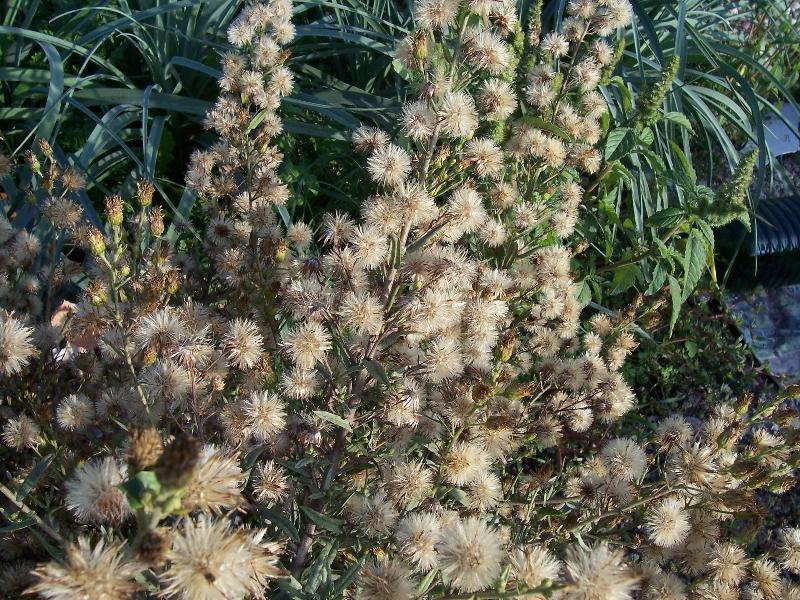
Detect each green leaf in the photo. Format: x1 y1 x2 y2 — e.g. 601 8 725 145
260 508 300 542
638 127 654 146
121 471 161 509
646 262 668 295
332 556 366 597
364 358 390 386
663 111 694 132
695 219 715 248
609 264 640 295
242 445 266 472
574 279 592 306
417 568 439 594
604 127 636 161
445 487 470 507
518 115 571 141
681 231 707 302
303 542 334 594
17 453 54 501
35 41 64 142
276 576 307 599
654 239 676 269
668 275 682 336
646 207 686 229
300 506 342 534
312 410 352 433
0 517 36 533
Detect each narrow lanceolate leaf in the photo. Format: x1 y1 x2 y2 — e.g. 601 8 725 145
312 410 352 433
668 275 682 336
364 358 390 386
300 506 342 533
259 508 300 542
17 453 55 501
333 556 366 596
681 231 707 302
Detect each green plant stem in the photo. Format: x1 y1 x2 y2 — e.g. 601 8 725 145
585 161 614 194
594 221 685 275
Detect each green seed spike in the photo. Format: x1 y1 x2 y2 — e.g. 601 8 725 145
705 149 758 231
635 56 680 130
516 0 543 94
526 0 544 49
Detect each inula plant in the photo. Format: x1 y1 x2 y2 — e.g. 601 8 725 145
0 0 798 599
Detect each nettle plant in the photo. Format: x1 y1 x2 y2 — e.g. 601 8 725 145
1 0 800 599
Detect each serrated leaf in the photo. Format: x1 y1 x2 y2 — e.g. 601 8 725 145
668 275 682 336
574 279 592 306
646 262 668 295
609 264 640 295
695 220 715 247
654 239 676 269
681 231 707 302
668 141 697 188
313 410 352 433
647 207 686 229
638 127 654 146
605 127 636 161
663 111 694 132
301 506 342 534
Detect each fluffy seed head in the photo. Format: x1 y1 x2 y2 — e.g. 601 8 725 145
64 458 130 524
437 517 505 593
644 497 691 548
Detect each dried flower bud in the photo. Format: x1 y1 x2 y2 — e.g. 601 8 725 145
38 139 53 159
734 392 753 416
136 529 170 566
497 331 516 363
137 180 155 207
211 375 226 392
149 206 165 237
86 279 108 306
275 239 288 262
128 427 163 471
23 150 41 175
105 195 124 227
86 228 106 256
153 433 201 489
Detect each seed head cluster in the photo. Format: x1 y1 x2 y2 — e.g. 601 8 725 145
1 0 800 599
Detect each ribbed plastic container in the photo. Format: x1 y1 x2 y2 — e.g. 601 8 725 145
718 196 800 290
